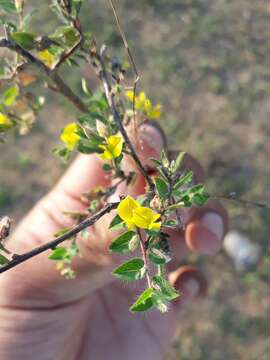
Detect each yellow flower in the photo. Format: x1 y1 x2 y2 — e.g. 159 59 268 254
99 135 123 160
132 207 161 231
146 103 161 119
117 195 161 231
125 91 161 119
60 122 80 150
0 113 12 131
118 195 140 229
37 49 55 68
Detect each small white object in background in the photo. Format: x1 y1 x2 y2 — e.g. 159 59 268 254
223 231 261 271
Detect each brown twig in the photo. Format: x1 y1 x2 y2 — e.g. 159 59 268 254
211 192 270 212
89 46 154 192
0 202 118 274
137 228 151 288
0 38 88 113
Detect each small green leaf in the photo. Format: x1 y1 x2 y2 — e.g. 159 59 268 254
0 254 9 265
53 228 70 238
130 288 154 312
154 177 169 200
81 78 91 96
0 0 17 13
163 219 178 228
161 150 170 168
173 171 193 190
109 214 125 231
52 146 71 163
49 247 67 260
109 231 136 254
102 163 112 172
148 247 171 265
11 32 36 50
152 275 180 301
113 258 145 281
3 85 19 106
192 192 209 206
172 151 185 173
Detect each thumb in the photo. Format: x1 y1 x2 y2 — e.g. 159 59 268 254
1 122 165 307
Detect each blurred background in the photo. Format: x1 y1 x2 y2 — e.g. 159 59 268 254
1 0 270 358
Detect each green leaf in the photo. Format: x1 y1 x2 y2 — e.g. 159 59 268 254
152 275 180 301
148 247 171 265
109 231 136 254
112 258 145 281
154 177 169 200
3 85 19 106
163 219 178 228
161 150 170 168
173 171 193 191
192 192 209 206
172 151 185 173
0 0 17 13
53 228 70 238
130 288 154 312
0 254 9 265
102 163 112 172
109 214 125 231
52 146 71 163
81 78 91 96
11 32 36 50
77 140 99 154
49 247 67 260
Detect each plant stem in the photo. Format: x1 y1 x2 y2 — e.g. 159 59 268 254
0 38 88 113
91 48 154 192
137 228 151 288
0 202 118 274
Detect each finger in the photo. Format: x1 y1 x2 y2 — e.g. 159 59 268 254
2 154 114 305
167 150 228 256
110 120 166 198
166 151 205 263
169 266 207 307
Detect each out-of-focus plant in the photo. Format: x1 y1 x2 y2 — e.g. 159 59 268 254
0 0 268 313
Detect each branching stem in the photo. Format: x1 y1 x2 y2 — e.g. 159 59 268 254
0 202 118 274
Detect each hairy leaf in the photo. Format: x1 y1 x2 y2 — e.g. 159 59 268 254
113 258 145 281
109 231 136 254
130 288 154 312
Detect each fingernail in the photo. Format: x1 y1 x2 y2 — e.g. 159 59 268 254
183 277 200 298
201 212 224 242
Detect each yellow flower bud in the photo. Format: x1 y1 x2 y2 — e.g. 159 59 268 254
0 113 12 132
37 49 55 68
60 122 80 150
99 135 123 160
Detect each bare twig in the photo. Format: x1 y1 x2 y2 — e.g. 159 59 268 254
211 192 270 212
89 47 154 192
0 202 118 274
108 0 140 132
137 229 151 288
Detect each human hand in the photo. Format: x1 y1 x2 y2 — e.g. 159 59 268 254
0 122 228 360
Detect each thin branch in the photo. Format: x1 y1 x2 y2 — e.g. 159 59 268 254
0 38 88 113
137 229 151 288
0 202 118 274
90 47 154 192
108 0 140 133
211 193 270 212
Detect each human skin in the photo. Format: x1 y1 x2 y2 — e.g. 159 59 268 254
0 122 228 360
